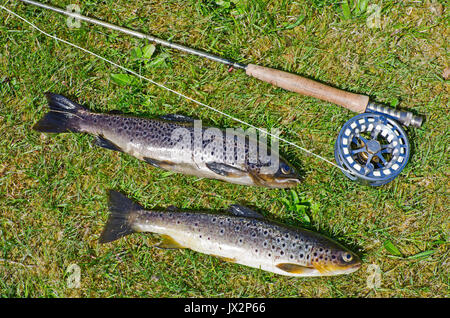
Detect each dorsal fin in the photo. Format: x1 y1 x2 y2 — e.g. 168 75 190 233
228 204 264 219
160 114 195 123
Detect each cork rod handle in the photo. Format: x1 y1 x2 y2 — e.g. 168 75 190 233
245 64 369 113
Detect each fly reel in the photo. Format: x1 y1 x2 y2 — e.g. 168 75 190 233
334 113 410 186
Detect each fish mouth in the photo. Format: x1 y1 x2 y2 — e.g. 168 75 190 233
257 176 301 188
252 172 302 188
274 178 302 188
311 261 362 276
345 262 362 273
351 262 362 270
340 261 362 274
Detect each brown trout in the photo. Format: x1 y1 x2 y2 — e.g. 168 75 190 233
34 93 301 188
100 191 361 277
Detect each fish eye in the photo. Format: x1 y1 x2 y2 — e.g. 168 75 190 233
342 253 353 262
280 163 291 175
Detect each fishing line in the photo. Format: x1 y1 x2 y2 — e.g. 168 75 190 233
0 4 347 172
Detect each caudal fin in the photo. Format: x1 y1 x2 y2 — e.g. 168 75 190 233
33 93 87 133
99 190 144 244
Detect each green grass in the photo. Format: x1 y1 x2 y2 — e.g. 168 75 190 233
0 0 448 297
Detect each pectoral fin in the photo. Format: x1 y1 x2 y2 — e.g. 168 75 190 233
155 235 186 249
206 162 246 177
312 262 331 274
276 263 315 274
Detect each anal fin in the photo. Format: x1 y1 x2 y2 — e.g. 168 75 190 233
95 135 123 152
143 157 175 169
213 255 236 263
155 234 185 249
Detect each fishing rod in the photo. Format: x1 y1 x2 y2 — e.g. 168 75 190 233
17 0 424 186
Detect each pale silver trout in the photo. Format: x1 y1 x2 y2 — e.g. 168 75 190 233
100 191 362 277
34 93 301 188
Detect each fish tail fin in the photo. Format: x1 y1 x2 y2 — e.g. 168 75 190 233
99 190 144 244
33 92 87 133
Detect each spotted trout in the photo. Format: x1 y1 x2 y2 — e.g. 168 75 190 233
100 191 361 277
34 93 301 188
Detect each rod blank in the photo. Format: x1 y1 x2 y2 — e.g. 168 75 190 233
19 0 247 69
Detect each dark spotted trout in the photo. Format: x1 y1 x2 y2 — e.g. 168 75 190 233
34 93 301 188
100 191 361 277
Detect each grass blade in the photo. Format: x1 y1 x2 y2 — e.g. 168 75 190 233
383 240 403 257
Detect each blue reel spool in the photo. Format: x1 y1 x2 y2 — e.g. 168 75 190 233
334 113 410 186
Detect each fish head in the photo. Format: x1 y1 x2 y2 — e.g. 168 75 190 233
309 245 362 276
247 157 302 188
